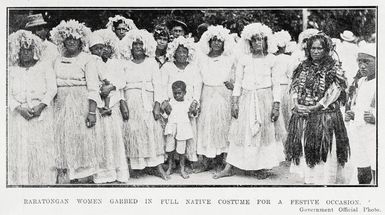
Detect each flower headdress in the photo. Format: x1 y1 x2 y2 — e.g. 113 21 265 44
8 30 43 66
166 36 196 62
273 30 292 48
106 15 137 31
119 29 157 60
298 28 319 50
238 23 278 55
153 25 170 40
90 29 119 57
49 19 91 54
198 25 235 56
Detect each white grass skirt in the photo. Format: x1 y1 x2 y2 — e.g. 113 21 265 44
94 104 129 183
197 85 231 158
54 86 104 180
122 89 165 169
226 88 285 170
8 106 57 185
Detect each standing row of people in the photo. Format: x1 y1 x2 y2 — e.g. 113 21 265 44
8 14 376 185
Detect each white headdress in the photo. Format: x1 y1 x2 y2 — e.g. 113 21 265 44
49 19 91 54
238 22 278 55
119 29 157 60
166 36 196 62
90 29 119 57
198 25 235 56
298 28 319 50
273 30 292 48
106 15 137 31
358 42 376 58
8 30 43 66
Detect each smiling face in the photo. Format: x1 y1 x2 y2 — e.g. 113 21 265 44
64 37 81 54
357 53 375 77
209 36 224 53
174 45 189 63
131 39 145 58
310 39 325 62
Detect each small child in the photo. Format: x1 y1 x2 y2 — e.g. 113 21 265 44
164 81 195 179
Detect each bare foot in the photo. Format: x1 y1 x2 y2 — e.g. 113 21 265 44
157 165 169 181
181 169 190 179
193 165 210 174
213 169 234 179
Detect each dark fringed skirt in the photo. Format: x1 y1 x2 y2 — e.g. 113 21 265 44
285 108 350 168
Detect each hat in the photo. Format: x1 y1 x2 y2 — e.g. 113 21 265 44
89 33 104 47
340 30 355 42
168 20 188 33
25 14 47 29
358 42 376 58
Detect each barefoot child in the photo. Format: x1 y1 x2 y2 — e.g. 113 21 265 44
164 81 195 179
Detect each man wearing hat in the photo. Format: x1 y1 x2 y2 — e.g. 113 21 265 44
168 19 188 40
345 42 376 184
25 13 59 64
336 30 359 85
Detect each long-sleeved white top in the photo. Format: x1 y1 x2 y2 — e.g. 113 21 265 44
232 54 281 102
9 61 57 112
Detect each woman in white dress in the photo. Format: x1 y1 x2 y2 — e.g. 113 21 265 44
8 30 57 185
195 25 236 172
160 36 202 176
214 23 285 179
88 29 130 183
50 20 104 183
120 29 168 180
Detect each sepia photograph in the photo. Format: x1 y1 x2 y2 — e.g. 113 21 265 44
5 6 377 187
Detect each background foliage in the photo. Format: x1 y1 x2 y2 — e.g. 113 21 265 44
8 8 376 42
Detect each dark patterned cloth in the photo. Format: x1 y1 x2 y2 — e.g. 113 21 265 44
285 56 350 168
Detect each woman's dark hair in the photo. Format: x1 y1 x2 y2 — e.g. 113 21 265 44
154 24 170 40
172 80 186 92
112 20 124 30
304 34 333 61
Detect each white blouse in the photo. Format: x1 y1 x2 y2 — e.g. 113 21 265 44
161 62 202 103
9 61 57 112
123 57 162 104
197 53 236 86
233 54 281 102
53 52 101 105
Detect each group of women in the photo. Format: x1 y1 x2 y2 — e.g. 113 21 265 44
8 14 363 185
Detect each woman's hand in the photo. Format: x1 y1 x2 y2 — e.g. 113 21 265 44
224 81 234 90
120 100 129 121
85 113 96 128
231 103 239 119
100 84 115 98
31 103 47 117
153 102 161 120
189 100 198 117
16 106 34 120
345 110 355 122
364 111 375 124
271 102 280 122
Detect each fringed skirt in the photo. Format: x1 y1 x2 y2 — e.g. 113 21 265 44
285 109 350 184
280 84 293 131
122 89 165 169
197 85 232 158
8 106 57 185
54 86 104 180
226 88 285 170
93 104 129 183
